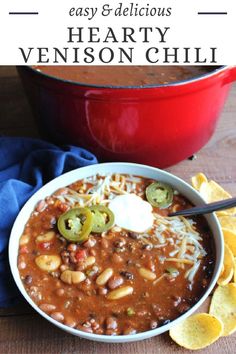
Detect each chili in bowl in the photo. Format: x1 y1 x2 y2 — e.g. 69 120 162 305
9 163 223 343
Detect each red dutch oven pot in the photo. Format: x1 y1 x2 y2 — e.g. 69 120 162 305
18 66 236 168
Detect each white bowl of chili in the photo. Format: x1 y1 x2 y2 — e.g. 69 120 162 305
9 163 223 343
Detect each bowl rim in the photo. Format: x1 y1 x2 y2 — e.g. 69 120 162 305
19 65 228 90
9 162 224 343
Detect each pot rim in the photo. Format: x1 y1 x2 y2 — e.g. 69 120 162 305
19 65 230 90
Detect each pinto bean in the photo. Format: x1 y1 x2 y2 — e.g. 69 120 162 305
45 197 54 205
24 275 32 284
123 327 137 335
60 264 69 272
60 251 70 265
69 252 77 264
83 238 96 248
177 302 190 314
29 287 42 302
36 200 46 212
89 318 100 331
98 287 108 295
67 243 77 252
112 253 123 263
108 275 124 290
64 317 77 328
129 232 141 240
39 303 56 313
51 312 64 322
19 234 30 246
106 317 118 330
55 288 65 297
18 261 26 270
95 328 104 335
54 188 68 196
101 238 109 249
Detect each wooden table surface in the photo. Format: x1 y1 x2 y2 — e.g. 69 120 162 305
0 66 236 354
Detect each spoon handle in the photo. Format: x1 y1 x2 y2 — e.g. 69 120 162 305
168 197 236 217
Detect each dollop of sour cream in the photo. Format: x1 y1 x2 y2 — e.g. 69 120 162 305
109 194 153 233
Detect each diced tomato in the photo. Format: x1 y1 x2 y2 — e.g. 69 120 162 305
19 246 29 254
54 200 70 212
75 249 87 261
38 242 52 250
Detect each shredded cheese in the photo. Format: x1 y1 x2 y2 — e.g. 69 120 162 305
165 258 195 265
53 173 206 283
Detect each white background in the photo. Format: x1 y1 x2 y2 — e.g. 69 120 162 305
0 0 235 65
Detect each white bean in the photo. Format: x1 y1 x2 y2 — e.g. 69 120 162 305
107 286 133 300
96 268 113 286
139 267 156 281
35 231 55 243
55 288 65 297
64 317 77 328
35 255 61 272
18 261 26 270
83 256 96 269
19 234 30 246
60 270 86 284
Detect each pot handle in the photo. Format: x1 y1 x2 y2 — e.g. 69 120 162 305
227 66 236 82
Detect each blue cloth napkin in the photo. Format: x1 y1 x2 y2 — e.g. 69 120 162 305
0 137 97 307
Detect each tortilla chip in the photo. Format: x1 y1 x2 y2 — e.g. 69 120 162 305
191 173 208 191
199 180 236 216
217 244 234 286
220 264 225 276
217 210 236 216
209 283 236 336
234 258 236 283
169 313 223 350
219 216 236 233
223 228 236 256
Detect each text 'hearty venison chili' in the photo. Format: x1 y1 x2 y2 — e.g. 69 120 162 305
18 174 215 335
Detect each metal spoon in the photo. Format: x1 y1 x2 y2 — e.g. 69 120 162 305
168 197 236 217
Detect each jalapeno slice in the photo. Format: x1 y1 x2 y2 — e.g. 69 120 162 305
57 207 93 243
89 205 114 233
146 182 173 208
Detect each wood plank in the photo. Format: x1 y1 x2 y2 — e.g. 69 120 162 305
0 66 39 137
168 82 236 195
0 307 235 354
